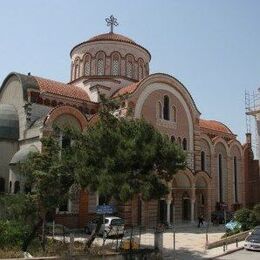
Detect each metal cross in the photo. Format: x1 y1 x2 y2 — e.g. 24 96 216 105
105 15 119 33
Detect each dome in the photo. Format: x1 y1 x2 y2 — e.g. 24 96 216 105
199 119 234 135
0 104 19 140
87 33 137 45
70 32 150 58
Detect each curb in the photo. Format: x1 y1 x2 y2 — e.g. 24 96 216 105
208 246 244 259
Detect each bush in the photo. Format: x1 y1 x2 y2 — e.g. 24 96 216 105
234 208 257 231
0 220 31 248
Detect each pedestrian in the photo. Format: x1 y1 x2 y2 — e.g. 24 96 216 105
198 214 204 228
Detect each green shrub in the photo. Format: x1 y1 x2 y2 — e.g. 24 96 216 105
0 220 31 248
234 208 257 231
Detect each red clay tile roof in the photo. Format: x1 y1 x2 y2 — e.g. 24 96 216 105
87 33 136 45
199 119 234 135
33 76 90 101
112 82 140 98
70 33 151 59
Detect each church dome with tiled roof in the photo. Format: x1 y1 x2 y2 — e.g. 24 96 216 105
199 119 234 135
70 16 151 90
86 32 137 45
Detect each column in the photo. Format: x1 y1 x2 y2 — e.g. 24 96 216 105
191 184 196 223
166 199 172 225
191 199 195 223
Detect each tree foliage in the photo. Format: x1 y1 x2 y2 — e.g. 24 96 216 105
234 208 257 231
66 95 186 203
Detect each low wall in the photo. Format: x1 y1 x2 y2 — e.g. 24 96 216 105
207 230 250 249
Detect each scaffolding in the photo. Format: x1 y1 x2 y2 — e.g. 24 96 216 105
245 89 260 159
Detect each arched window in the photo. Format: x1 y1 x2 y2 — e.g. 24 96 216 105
163 95 170 120
126 56 134 78
158 101 162 119
171 136 176 143
218 154 223 202
9 181 12 193
84 55 91 76
201 151 205 171
97 58 104 75
233 156 238 202
0 178 5 192
177 137 182 146
112 54 120 76
182 138 187 150
172 105 177 122
14 181 20 194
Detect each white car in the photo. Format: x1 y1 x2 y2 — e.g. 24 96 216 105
85 216 125 237
244 226 260 251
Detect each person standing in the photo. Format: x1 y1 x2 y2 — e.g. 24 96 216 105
198 214 204 228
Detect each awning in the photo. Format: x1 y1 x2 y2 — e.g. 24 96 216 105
9 145 38 165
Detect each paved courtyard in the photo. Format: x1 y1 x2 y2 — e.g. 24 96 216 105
53 223 240 259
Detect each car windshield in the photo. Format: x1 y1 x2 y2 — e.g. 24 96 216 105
111 219 124 225
252 229 260 235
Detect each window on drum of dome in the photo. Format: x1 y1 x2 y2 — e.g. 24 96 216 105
97 58 105 76
126 60 133 78
172 105 177 122
112 57 120 76
84 57 91 76
163 95 170 120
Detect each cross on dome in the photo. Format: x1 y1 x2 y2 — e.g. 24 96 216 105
105 15 119 33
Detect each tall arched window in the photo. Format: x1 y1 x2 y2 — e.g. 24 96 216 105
112 54 120 76
158 101 162 119
84 55 91 76
201 151 205 171
163 95 170 120
126 56 134 78
177 137 182 146
233 156 238 202
9 181 12 193
97 58 104 75
218 154 223 202
182 138 187 150
171 136 176 143
0 177 5 192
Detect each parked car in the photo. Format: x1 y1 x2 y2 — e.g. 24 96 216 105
244 226 260 251
225 219 241 231
85 216 125 237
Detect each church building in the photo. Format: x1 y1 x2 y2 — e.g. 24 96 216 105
0 16 259 227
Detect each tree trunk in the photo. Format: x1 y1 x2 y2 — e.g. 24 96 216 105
22 218 43 252
84 217 103 251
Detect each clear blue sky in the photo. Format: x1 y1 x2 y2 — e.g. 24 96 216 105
0 0 260 143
